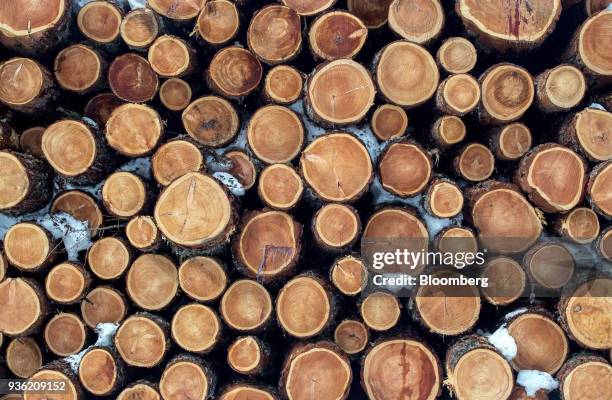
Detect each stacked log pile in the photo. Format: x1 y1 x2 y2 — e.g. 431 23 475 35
0 1 611 400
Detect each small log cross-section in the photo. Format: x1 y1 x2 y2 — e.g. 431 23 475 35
300 132 373 202
178 256 227 302
424 177 464 218
379 140 433 197
560 108 612 163
281 0 336 16
0 151 52 215
171 303 221 354
312 203 361 252
152 140 205 186
523 242 575 290
281 342 352 400
160 356 214 400
27 366 84 400
371 104 408 141
334 319 369 355
0 278 47 337
45 262 90 305
437 37 478 74
126 215 162 252
159 78 192 111
5 336 42 378
468 181 543 253
44 312 87 357
516 144 587 213
77 1 122 47
480 256 526 306
81 286 127 329
108 54 159 103
388 0 445 45
309 11 368 61
347 0 393 29
360 291 401 332
330 255 368 296
126 254 178 311
106 103 164 157
490 122 533 161
535 65 586 113
120 8 160 51
456 0 561 51
479 63 534 125
79 347 126 396
454 143 495 182
588 161 612 218
233 210 302 282
227 336 269 376
148 35 195 78
362 338 441 400
375 41 439 108
258 164 304 210
116 381 160 400
207 46 263 100
445 335 514 400
553 207 600 244
154 172 238 252
54 44 105 94
147 0 205 21
277 275 332 338
557 354 612 400
248 105 304 164
431 115 466 149
102 172 148 219
225 150 257 190
436 74 481 116
87 237 132 280
598 227 612 261
220 279 273 332
263 65 304 105
0 58 58 115
4 222 55 272
196 0 240 47
52 190 103 236
114 313 169 368
305 59 376 126
182 96 239 147
248 5 302 65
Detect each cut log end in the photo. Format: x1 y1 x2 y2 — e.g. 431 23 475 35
300 133 373 202
115 314 167 368
435 227 478 256
54 45 103 93
197 0 239 46
562 108 612 162
148 35 193 78
416 271 481 335
52 190 103 236
0 0 67 39
517 144 587 212
226 150 257 190
480 64 534 124
347 0 394 29
588 161 612 218
159 78 192 111
281 0 336 16
78 348 120 396
102 172 147 218
108 54 159 103
155 172 236 250
277 276 331 338
457 0 561 51
491 122 532 160
559 278 612 349
127 254 178 311
388 0 444 45
42 120 96 178
87 237 131 280
598 228 612 261
264 65 304 105
171 303 221 353
19 126 46 158
44 313 86 357
437 74 481 116
6 337 42 378
481 256 526 306
218 385 276 400
576 11 612 79
83 93 124 127
208 47 263 99
120 9 159 50
330 255 368 296
27 368 81 400
248 5 301 65
313 204 361 251
182 96 239 147
148 0 206 20
258 163 303 210
106 103 163 156
555 207 600 244
152 140 204 186
376 40 439 108
77 1 122 44
282 342 352 400
469 182 542 253
160 358 211 400
309 11 368 61
455 143 495 182
179 256 227 302
45 262 89 304
126 216 161 251
248 105 304 164
0 152 31 211
431 115 466 148
81 286 127 329
371 104 408 141
536 65 586 112
0 278 45 336
334 319 369 355
221 280 272 332
117 382 160 400
360 291 400 331
0 58 47 111
437 37 477 74
362 339 441 400
306 59 376 125
4 223 52 271
425 178 464 218
558 354 612 400
379 141 433 197
507 312 568 374
227 336 263 374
